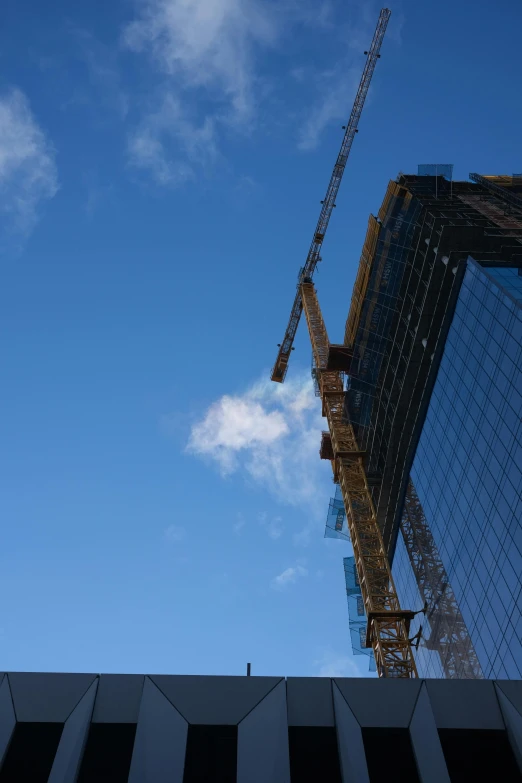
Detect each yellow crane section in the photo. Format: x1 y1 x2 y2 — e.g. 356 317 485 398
300 282 418 677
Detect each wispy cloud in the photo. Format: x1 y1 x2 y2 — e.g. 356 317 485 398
164 524 186 542
270 563 307 590
123 0 278 124
83 170 116 218
122 0 388 179
186 373 328 512
72 28 129 120
258 512 284 540
122 0 280 184
233 513 245 534
0 88 58 245
297 67 360 151
314 648 365 677
127 92 217 185
295 3 394 151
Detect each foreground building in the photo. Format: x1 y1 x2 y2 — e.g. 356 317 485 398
340 169 522 679
0 671 521 782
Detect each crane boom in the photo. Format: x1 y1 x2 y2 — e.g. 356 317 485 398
271 8 391 383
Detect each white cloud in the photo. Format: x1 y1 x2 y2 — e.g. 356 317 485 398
188 390 289 474
164 524 185 542
297 67 360 152
295 3 391 151
122 0 382 179
123 0 278 124
0 88 58 243
233 513 245 533
122 0 280 183
315 648 365 678
127 92 217 185
271 563 307 590
186 373 329 511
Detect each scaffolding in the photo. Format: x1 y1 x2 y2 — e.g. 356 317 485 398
469 172 522 212
400 480 483 679
457 193 522 233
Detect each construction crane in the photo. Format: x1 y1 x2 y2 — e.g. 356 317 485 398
270 9 419 678
271 8 391 384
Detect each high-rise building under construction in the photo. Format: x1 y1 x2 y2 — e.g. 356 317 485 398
338 168 522 678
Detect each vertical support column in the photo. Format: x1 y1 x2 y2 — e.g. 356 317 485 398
128 677 188 783
237 680 290 783
332 683 369 783
409 683 450 783
495 684 522 773
48 679 99 783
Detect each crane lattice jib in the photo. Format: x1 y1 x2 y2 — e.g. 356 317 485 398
300 282 418 678
271 8 391 383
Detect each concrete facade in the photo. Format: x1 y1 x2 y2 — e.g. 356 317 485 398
0 672 521 781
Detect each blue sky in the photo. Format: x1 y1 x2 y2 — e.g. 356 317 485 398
1 0 521 678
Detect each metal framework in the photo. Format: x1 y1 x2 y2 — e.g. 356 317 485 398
301 283 418 678
458 193 522 233
271 8 391 383
401 480 483 679
469 172 522 212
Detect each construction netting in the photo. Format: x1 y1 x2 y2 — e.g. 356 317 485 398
344 556 376 671
323 490 375 671
324 485 350 541
311 352 321 397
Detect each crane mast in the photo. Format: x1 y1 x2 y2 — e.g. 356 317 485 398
271 8 391 383
270 9 419 677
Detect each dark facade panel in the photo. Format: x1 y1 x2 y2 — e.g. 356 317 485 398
288 727 342 783
0 723 63 783
0 673 520 781
183 725 237 783
77 723 137 783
